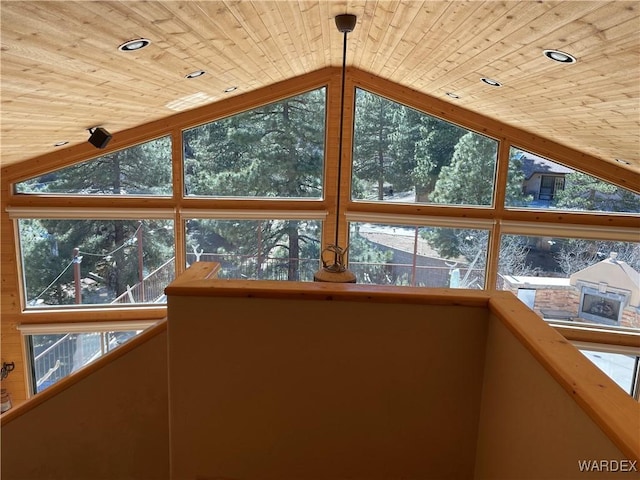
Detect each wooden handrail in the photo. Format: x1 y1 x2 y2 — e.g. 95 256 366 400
165 262 491 306
0 319 167 426
553 323 640 349
489 293 640 462
166 261 222 286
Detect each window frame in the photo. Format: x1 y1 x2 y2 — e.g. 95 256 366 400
12 135 174 198
8 207 177 311
504 145 640 216
572 341 640 401
19 320 156 397
346 212 495 288
181 210 326 282
181 86 328 200
496 221 639 330
349 86 502 209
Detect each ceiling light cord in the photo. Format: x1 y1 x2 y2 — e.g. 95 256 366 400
334 26 349 250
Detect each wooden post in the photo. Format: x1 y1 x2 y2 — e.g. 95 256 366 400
73 247 81 304
411 226 419 287
137 222 144 302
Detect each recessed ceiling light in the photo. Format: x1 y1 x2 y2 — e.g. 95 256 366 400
481 77 502 87
615 158 631 165
446 92 460 99
543 49 577 64
224 86 237 93
54 141 68 147
118 38 151 52
185 70 206 79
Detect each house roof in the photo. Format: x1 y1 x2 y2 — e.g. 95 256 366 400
0 1 638 176
519 153 575 181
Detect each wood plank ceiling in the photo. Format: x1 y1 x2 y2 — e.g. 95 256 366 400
1 1 638 173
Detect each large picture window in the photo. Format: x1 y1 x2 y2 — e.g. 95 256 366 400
18 218 175 307
505 147 640 213
348 221 490 287
28 327 146 394
351 89 500 207
578 347 640 399
14 136 172 196
185 218 321 281
498 233 639 330
183 87 326 198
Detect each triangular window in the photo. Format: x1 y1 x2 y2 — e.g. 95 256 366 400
15 136 172 196
506 147 640 214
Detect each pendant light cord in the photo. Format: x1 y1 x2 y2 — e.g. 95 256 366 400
334 28 349 250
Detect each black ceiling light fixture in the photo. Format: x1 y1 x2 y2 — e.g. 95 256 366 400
118 38 151 52
313 13 357 284
87 127 112 149
543 49 577 64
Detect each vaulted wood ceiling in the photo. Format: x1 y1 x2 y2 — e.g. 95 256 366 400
1 1 638 173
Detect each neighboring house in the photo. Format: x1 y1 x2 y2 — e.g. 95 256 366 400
502 253 640 329
570 252 640 327
518 152 574 201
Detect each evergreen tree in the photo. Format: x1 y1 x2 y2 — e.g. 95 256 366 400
186 219 320 281
505 150 532 206
352 89 404 200
387 107 422 193
183 116 243 195
427 133 530 261
19 137 172 195
430 132 498 206
412 118 466 202
19 219 71 305
553 172 640 213
185 88 325 198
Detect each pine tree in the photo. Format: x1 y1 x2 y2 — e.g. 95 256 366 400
19 137 172 195
412 118 465 202
431 132 498 206
427 133 500 260
553 172 640 213
504 150 532 207
387 107 422 193
352 89 404 200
